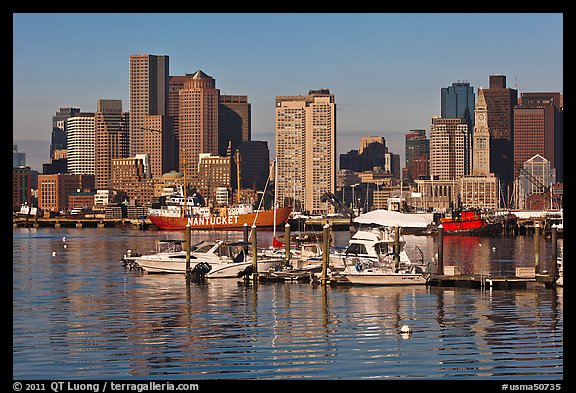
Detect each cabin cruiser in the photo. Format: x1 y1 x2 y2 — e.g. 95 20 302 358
330 226 429 285
123 239 283 278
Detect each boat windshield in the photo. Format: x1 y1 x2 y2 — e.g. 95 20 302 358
345 243 367 255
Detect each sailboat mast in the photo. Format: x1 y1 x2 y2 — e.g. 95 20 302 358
235 149 241 204
273 158 278 239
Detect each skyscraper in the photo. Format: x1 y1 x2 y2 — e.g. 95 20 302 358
178 70 220 178
404 129 429 182
275 89 336 214
429 117 468 181
219 95 251 156
94 99 129 189
66 112 95 175
128 54 173 174
482 74 518 194
441 81 475 131
51 106 80 159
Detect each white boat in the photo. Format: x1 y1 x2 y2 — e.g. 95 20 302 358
125 239 283 277
331 226 429 286
556 245 563 287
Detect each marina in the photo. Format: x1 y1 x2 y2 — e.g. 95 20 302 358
13 226 563 380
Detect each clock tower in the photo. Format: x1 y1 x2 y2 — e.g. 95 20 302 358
472 88 491 176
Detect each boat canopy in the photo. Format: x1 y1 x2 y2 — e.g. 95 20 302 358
353 209 433 228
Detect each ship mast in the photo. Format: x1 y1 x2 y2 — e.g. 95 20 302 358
235 149 241 204
181 151 187 219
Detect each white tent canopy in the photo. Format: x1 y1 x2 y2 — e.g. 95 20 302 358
353 209 433 228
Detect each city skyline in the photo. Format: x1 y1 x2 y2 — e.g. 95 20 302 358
13 13 563 172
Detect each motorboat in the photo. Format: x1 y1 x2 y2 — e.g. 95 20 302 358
124 239 284 277
331 226 429 286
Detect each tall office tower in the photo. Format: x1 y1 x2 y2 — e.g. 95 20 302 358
219 95 251 156
482 74 518 193
472 89 490 176
275 89 336 215
429 117 468 181
237 141 270 191
168 74 193 170
441 81 475 132
66 112 95 175
128 54 171 161
513 93 560 181
178 70 220 178
358 136 386 171
94 99 129 189
51 106 80 159
517 92 563 182
404 129 430 182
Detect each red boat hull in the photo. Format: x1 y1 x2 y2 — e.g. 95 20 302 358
149 206 293 230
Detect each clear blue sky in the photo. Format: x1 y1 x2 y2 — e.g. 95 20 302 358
13 13 563 172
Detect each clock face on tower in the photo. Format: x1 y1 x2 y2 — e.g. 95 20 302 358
478 114 485 121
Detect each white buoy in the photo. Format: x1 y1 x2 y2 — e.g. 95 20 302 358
63 244 67 249
52 251 56 256
62 237 66 242
400 325 412 334
478 243 482 246
492 247 496 251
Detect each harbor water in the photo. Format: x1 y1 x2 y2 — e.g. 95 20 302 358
13 227 563 380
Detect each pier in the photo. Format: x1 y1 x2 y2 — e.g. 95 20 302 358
13 216 150 229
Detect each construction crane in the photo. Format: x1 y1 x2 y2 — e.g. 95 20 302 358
320 192 357 234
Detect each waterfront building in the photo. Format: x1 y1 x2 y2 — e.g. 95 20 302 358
94 99 129 190
482 74 518 196
111 157 154 206
404 129 429 182
66 112 95 175
178 70 220 178
413 179 459 212
237 141 270 191
514 92 563 182
429 117 468 180
13 166 32 211
514 154 556 210
459 174 498 210
275 89 336 215
50 106 80 159
197 153 232 205
219 95 251 156
441 81 475 132
38 173 93 212
68 190 95 211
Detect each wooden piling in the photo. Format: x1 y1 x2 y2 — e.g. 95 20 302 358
321 223 330 285
550 224 558 278
251 224 258 278
284 223 291 267
534 222 540 274
437 224 444 275
393 225 400 269
243 223 249 253
185 223 191 276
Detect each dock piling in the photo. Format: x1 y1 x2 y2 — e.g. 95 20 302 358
550 224 558 278
251 224 258 280
321 223 330 285
185 223 191 276
437 224 444 275
534 222 540 274
243 223 249 253
284 223 291 267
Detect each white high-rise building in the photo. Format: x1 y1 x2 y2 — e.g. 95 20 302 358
66 112 95 175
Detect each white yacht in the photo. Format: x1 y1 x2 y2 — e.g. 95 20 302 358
331 227 429 286
125 239 283 278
